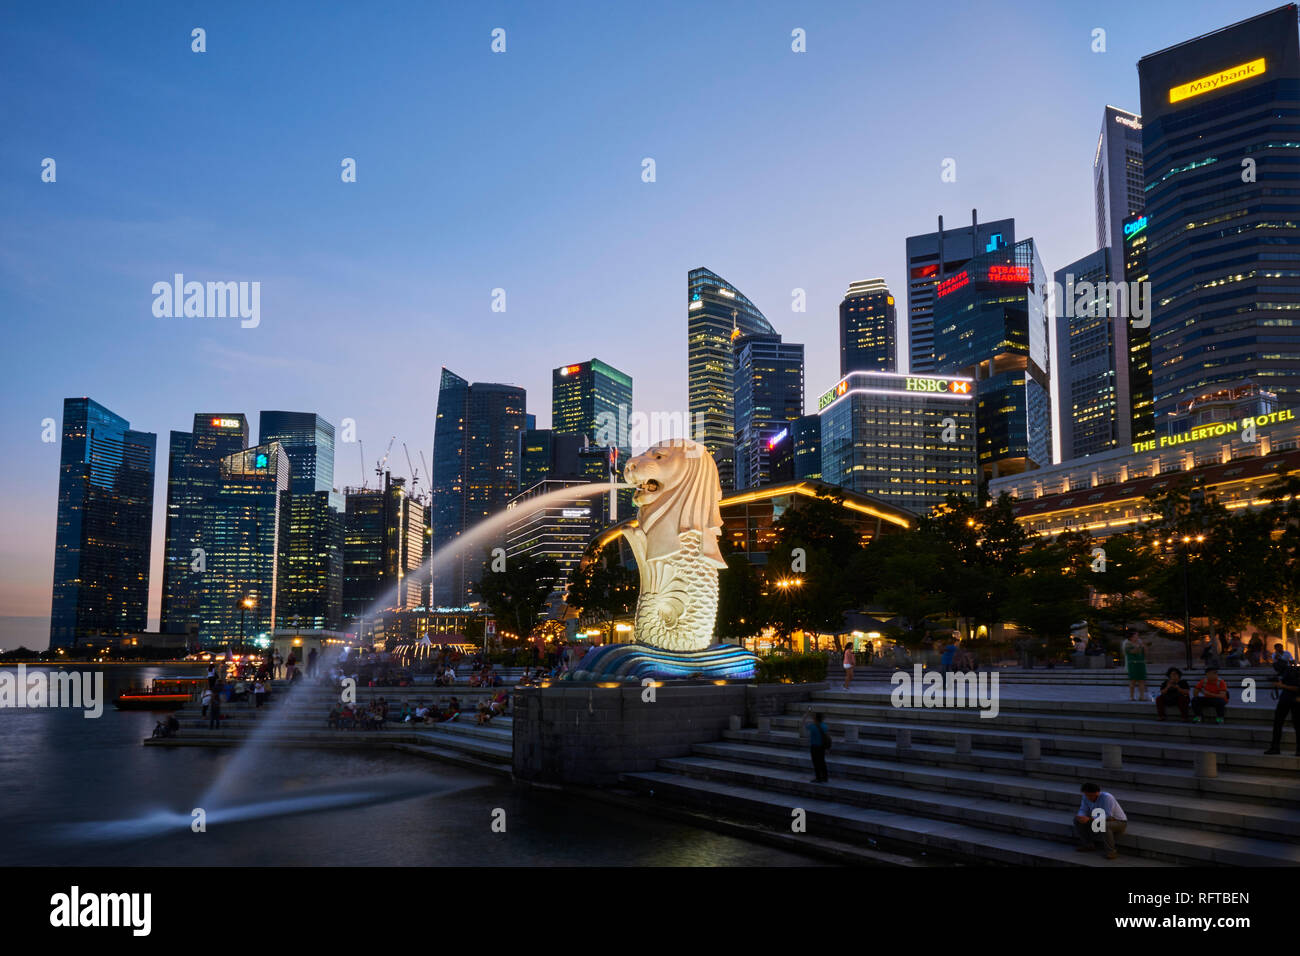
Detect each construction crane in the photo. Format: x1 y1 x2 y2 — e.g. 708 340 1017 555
358 439 366 489
403 442 426 503
375 436 395 484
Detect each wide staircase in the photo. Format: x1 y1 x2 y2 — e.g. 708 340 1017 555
145 679 514 776
621 684 1300 866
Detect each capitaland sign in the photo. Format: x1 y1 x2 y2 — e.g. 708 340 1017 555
1169 57 1266 104
1131 409 1294 453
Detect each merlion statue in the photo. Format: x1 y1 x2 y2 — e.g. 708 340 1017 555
622 438 728 651
562 438 757 681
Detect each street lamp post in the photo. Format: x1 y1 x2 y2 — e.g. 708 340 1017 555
239 595 256 654
775 577 803 649
1165 535 1205 670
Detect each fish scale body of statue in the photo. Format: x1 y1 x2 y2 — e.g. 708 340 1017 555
622 439 727 652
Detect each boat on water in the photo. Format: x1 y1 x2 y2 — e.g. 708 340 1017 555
114 676 207 711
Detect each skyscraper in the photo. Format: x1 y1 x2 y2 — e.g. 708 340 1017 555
160 413 249 636
258 411 336 497
906 213 1015 373
430 368 527 605
50 398 155 648
259 411 344 629
1094 106 1146 271
1055 248 1124 460
198 443 290 643
792 414 822 480
519 428 584 490
817 371 978 514
839 279 897 374
1138 5 1300 426
1122 211 1156 447
687 267 776 490
931 237 1052 479
732 332 805 490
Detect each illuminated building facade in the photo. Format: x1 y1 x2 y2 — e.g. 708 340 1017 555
840 279 897 374
793 414 822 480
687 267 776 490
818 370 978 515
991 410 1300 539
50 398 156 648
160 413 248 636
733 332 805 490
1055 248 1124 459
585 480 913 572
552 358 632 523
430 368 527 605
343 473 428 622
505 478 597 619
1123 211 1156 446
906 213 1015 373
1094 106 1146 275
519 428 583 489
931 236 1052 479
198 443 290 643
1138 5 1300 425
259 411 344 631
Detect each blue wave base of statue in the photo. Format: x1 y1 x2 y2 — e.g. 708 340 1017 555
560 642 758 682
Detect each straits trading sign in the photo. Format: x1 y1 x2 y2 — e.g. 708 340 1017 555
1169 57 1266 104
1131 409 1294 453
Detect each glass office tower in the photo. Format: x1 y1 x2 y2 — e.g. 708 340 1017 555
1055 248 1124 460
50 398 155 648
818 371 978 515
430 368 527 606
258 411 336 496
839 279 897 374
792 414 822 480
1122 211 1156 447
687 267 776 490
733 333 805 490
906 213 1015 373
1138 5 1300 426
931 237 1052 479
259 411 344 630
160 414 249 635
198 443 290 643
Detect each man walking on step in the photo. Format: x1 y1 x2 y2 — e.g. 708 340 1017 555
807 712 831 783
1264 658 1300 756
1073 783 1127 860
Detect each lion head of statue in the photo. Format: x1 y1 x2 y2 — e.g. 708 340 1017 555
623 438 725 567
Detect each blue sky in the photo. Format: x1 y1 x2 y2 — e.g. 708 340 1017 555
0 0 1277 646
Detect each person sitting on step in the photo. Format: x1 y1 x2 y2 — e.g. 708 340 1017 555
1073 782 1128 860
1191 666 1229 723
1154 667 1191 722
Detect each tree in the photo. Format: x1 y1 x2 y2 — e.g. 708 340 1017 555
472 553 560 642
565 543 637 639
764 491 865 646
1005 538 1091 660
1089 533 1157 644
716 536 767 642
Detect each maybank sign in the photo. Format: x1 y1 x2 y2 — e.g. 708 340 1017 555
1169 57 1265 104
1131 409 1294 453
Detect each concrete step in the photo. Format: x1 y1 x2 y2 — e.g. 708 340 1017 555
646 755 1300 866
691 740 1300 841
621 770 1171 866
723 728 1300 806
809 690 1285 727
768 713 1300 777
